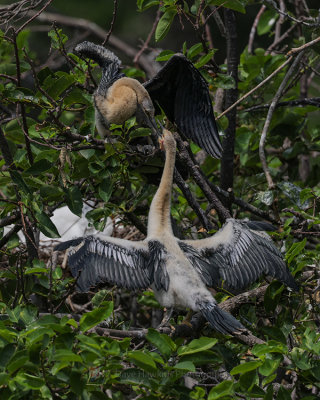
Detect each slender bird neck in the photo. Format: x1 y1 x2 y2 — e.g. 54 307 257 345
147 144 176 238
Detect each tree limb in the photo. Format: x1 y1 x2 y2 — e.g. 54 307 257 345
259 52 305 189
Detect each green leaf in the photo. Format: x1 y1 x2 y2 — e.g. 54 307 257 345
178 337 218 356
257 10 278 35
36 211 60 238
0 344 15 368
230 360 263 375
16 373 44 390
127 350 157 372
11 170 31 194
120 368 151 386
214 73 236 89
79 302 113 332
277 386 291 400
7 350 29 374
137 0 159 11
173 361 196 371
208 380 234 399
207 0 246 14
155 50 175 61
45 72 75 100
286 239 306 265
155 8 177 42
194 50 216 68
187 43 203 59
259 357 281 376
24 159 52 175
146 328 175 358
65 186 83 217
40 185 64 201
98 177 113 202
53 349 82 363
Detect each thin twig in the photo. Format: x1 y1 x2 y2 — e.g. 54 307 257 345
248 5 266 54
287 36 320 56
15 0 54 34
266 23 299 54
216 56 293 120
263 0 318 27
259 53 305 189
273 0 285 44
241 97 320 113
134 6 161 65
10 30 34 164
102 0 118 46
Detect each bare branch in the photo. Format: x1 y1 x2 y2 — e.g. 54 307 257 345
216 56 293 120
287 36 320 56
248 5 266 54
259 52 305 189
102 0 118 46
134 7 162 66
15 0 54 34
241 97 320 113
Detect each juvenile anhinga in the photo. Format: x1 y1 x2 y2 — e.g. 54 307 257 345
75 41 222 158
55 130 298 335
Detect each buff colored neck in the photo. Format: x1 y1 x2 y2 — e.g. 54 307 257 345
147 137 176 238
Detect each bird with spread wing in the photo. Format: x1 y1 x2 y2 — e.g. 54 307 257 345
75 41 222 159
55 130 298 335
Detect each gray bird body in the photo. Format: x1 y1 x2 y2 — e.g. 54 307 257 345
55 130 298 335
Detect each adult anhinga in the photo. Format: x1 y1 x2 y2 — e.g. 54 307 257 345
55 130 298 335
75 41 222 159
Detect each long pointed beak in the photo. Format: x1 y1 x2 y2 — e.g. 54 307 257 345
148 115 163 138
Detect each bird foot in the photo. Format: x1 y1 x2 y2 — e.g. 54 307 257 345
158 307 174 328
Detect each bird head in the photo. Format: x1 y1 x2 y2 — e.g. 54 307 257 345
75 41 123 94
159 129 176 152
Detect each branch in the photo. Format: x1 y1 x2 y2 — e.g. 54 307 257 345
220 8 238 199
263 0 318 27
265 22 299 54
259 52 305 189
241 97 320 113
173 168 214 231
287 36 320 56
248 5 266 54
134 6 162 65
1 8 159 76
0 126 38 259
102 0 118 46
174 133 231 223
205 181 278 223
15 0 54 34
0 223 22 249
216 56 293 120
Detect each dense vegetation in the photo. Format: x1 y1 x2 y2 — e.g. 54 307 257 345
0 0 320 398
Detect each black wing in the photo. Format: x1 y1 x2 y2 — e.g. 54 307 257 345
55 236 150 292
182 219 299 291
144 54 222 159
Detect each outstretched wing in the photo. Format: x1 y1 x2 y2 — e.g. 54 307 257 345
144 54 222 159
182 219 299 291
55 236 150 292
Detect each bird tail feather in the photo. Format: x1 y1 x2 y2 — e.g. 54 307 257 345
200 303 245 335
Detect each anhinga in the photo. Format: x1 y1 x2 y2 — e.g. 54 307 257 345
75 41 222 159
55 130 298 335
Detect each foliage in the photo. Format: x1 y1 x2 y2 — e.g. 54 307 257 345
0 0 320 398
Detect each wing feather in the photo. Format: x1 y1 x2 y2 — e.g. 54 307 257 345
144 54 222 158
55 236 150 292
181 219 299 291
